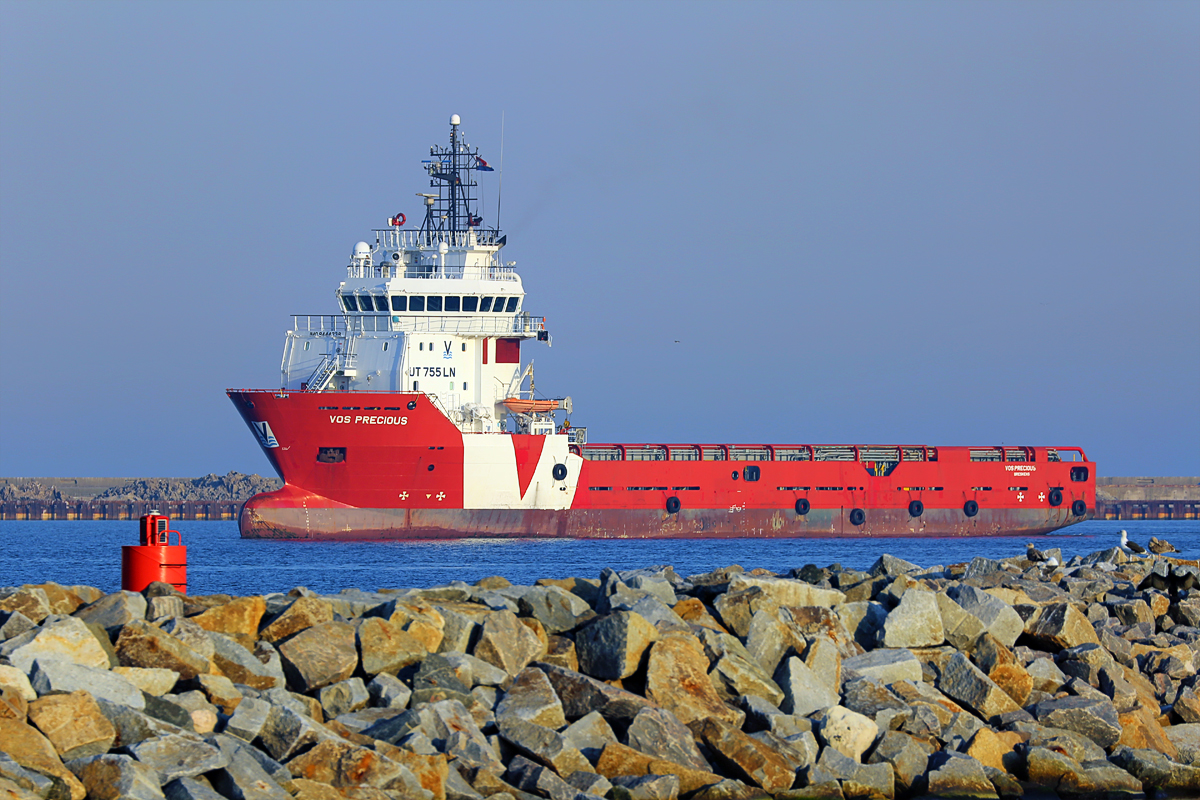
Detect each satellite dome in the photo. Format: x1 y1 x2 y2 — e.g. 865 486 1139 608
450 114 461 126
353 241 370 257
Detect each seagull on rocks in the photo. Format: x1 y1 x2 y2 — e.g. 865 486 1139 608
1148 536 1179 555
1120 529 1147 555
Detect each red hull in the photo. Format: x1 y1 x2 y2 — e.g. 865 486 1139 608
229 390 1095 541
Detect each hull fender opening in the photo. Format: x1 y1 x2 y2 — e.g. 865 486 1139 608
849 508 866 526
964 500 979 518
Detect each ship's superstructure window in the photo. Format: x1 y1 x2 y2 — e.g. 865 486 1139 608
479 297 493 312
419 343 424 351
743 466 761 482
382 342 389 351
444 296 460 312
392 296 406 311
505 297 519 313
410 296 425 311
342 296 358 312
412 381 419 390
427 296 443 312
358 295 373 310
303 341 310 351
462 296 478 312
373 297 388 312
462 343 467 351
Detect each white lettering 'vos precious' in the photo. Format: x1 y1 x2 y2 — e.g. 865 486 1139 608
329 415 408 425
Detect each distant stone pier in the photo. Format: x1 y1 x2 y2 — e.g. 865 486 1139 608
1096 477 1200 521
0 499 242 521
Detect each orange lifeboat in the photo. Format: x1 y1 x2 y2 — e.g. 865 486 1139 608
503 398 561 414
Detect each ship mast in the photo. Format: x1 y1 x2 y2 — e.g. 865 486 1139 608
421 114 494 236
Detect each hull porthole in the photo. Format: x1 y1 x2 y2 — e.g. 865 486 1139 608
908 499 924 518
1071 499 1087 516
963 500 979 517
1048 489 1063 507
794 498 811 516
849 508 865 526
665 496 681 514
552 463 568 481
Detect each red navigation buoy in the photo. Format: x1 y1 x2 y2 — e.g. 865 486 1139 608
122 512 187 594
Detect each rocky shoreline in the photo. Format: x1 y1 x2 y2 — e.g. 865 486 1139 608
2 546 1199 799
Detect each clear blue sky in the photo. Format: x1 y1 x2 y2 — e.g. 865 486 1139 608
2 1 1197 478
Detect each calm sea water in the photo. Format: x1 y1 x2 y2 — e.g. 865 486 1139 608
1 519 1196 597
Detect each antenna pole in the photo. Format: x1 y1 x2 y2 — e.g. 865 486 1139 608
496 111 505 233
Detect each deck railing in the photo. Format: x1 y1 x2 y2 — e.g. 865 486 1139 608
290 314 545 336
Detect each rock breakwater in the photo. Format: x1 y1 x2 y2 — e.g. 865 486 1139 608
2 546 1200 799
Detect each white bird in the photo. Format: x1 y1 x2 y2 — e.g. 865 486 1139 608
1119 529 1146 555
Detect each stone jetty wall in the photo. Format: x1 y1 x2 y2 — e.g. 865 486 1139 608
0 473 281 520
2 546 1200 799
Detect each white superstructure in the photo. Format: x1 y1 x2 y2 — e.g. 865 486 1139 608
279 115 567 436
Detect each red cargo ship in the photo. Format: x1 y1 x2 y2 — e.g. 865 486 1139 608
229 116 1095 540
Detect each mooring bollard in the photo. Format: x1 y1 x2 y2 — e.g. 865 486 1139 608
121 511 187 593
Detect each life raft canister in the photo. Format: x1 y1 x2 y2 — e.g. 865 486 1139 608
122 513 187 594
390 212 406 227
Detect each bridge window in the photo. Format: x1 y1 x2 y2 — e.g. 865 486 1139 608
409 296 424 311
317 447 346 464
342 296 358 312
358 295 373 311
494 297 509 312
373 297 388 312
505 297 519 313
444 296 460 312
391 295 406 311
479 297 493 312
462 296 478 312
427 296 443 312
